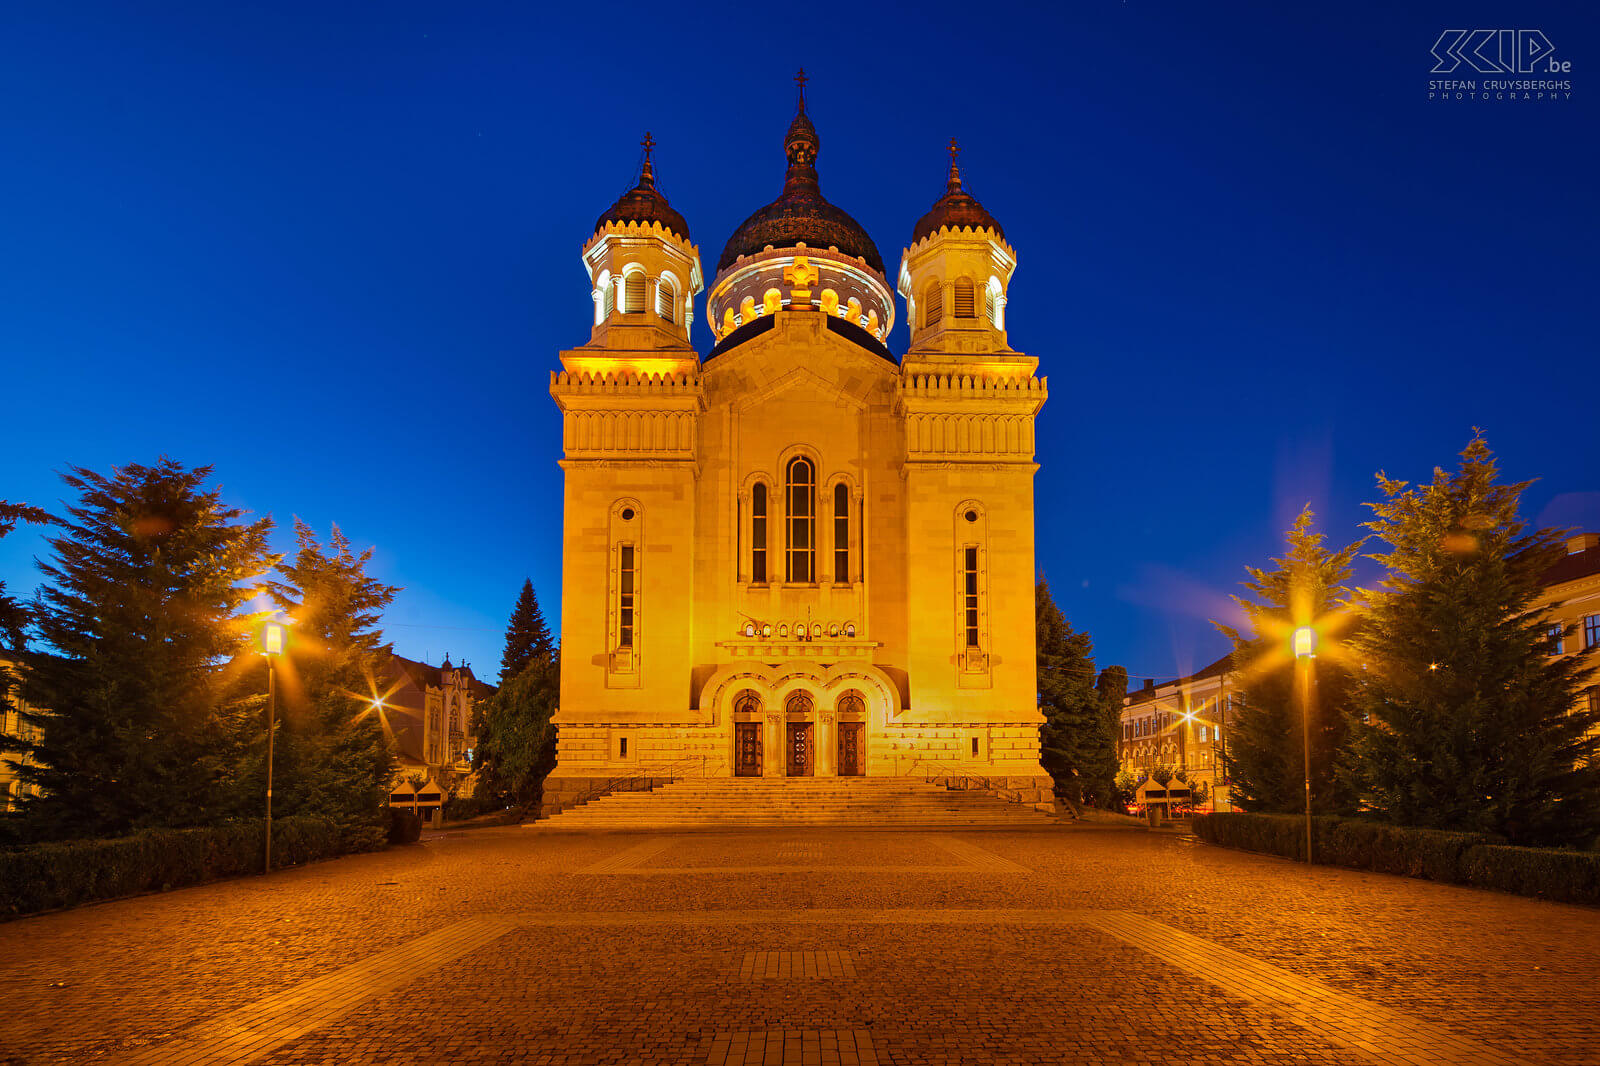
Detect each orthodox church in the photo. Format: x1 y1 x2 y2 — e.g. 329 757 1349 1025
545 79 1049 806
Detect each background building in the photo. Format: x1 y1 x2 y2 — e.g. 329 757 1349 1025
1539 533 1600 725
0 661 44 812
546 87 1050 807
379 653 493 821
1120 654 1234 812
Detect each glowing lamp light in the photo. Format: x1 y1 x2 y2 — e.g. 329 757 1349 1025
262 621 286 657
1291 626 1317 659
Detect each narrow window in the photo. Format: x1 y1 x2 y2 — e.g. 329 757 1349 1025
618 544 636 647
1587 614 1600 649
1547 625 1563 656
954 278 975 318
602 281 615 318
751 483 768 584
619 736 628 757
963 545 979 648
786 457 815 583
833 483 849 582
984 283 996 324
624 272 646 314
657 278 677 323
923 283 943 327
971 736 979 757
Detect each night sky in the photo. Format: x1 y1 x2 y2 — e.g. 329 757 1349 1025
2 2 1595 685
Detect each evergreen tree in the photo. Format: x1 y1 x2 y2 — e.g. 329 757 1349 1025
1342 435 1600 846
1037 578 1117 806
0 501 51 655
1216 505 1360 814
1094 665 1129 807
255 521 398 830
15 461 274 839
499 578 554 680
472 656 559 811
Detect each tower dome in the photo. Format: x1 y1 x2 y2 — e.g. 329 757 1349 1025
910 140 1005 245
716 91 883 275
594 133 691 243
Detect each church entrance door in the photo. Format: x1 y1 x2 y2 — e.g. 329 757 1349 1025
735 722 763 777
837 722 864 776
786 722 814 777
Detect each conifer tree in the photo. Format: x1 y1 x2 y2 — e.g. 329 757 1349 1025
499 578 554 680
1216 505 1360 813
476 579 560 811
1342 435 1600 846
257 521 398 831
16 461 274 839
1037 578 1117 806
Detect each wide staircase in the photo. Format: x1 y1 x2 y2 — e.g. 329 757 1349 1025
534 776 1059 831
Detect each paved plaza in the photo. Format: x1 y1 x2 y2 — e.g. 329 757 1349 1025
1 823 1598 1065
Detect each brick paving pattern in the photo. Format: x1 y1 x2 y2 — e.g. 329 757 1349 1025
739 951 857 979
708 1030 878 1066
0 826 1596 1064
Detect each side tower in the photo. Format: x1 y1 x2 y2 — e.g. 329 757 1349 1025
896 142 1048 777
548 137 707 782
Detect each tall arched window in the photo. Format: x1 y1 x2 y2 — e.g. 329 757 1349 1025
954 278 975 318
623 271 647 314
602 279 616 318
751 482 769 584
923 282 943 327
833 482 849 583
785 456 815 583
656 278 677 323
984 282 997 325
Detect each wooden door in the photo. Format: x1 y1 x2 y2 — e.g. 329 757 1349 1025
837 721 864 776
786 723 813 777
735 722 763 777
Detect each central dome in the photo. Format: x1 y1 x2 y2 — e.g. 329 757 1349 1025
716 101 884 276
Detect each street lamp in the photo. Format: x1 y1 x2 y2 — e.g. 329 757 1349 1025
1292 624 1317 865
261 620 286 873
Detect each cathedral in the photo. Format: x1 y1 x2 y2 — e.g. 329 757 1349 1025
544 80 1050 809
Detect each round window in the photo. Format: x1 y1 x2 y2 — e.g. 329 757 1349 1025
621 508 636 521
964 509 979 523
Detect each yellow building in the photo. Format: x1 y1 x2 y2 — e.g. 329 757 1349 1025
378 653 492 820
545 87 1049 810
1539 533 1600 720
1120 656 1236 812
0 660 45 812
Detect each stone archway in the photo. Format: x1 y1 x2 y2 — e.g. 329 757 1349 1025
732 690 764 777
835 691 866 776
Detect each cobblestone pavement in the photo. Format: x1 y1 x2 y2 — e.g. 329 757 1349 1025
0 824 1596 1065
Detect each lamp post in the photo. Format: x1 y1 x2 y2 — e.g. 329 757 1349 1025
261 620 286 873
1292 625 1317 865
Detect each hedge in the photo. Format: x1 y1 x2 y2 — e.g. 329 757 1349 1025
1193 812 1600 905
0 815 384 918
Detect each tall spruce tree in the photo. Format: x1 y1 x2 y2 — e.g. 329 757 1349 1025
475 580 560 811
1094 665 1129 808
255 521 398 830
500 578 554 680
1037 577 1116 806
1216 505 1360 813
1342 435 1600 846
16 461 274 839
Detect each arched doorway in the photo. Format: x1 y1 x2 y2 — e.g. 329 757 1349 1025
733 690 763 777
784 691 814 777
836 691 866 776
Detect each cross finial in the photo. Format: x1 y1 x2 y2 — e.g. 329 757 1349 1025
641 131 655 157
638 131 657 188
949 137 960 164
947 137 963 191
795 68 808 107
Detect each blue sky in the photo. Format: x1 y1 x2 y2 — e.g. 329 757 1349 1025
1 1 1595 684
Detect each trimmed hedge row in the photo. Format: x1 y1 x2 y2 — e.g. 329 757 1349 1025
1193 812 1600 905
0 816 385 917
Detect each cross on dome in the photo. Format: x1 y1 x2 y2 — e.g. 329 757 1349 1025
795 68 808 107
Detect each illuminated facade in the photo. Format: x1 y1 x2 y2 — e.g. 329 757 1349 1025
546 85 1050 806
1538 533 1600 725
0 660 44 812
1120 655 1235 811
379 653 492 818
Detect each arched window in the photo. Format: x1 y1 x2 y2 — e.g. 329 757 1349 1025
656 277 677 323
623 271 646 314
833 482 849 583
751 482 769 584
735 691 761 715
954 278 975 318
602 279 616 318
837 692 864 717
785 456 815 583
984 283 997 325
923 282 943 327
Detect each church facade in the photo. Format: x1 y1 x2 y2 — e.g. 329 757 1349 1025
545 86 1050 803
